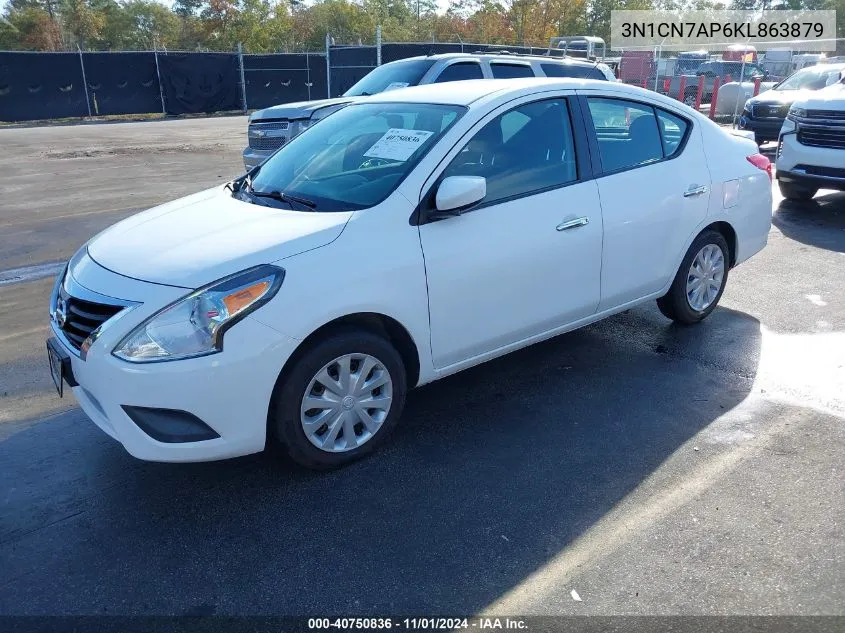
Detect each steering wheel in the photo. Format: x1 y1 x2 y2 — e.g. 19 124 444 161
359 157 392 169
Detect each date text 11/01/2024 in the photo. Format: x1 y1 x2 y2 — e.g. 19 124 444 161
307 618 528 630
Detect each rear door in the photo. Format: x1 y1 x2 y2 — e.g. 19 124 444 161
579 93 711 311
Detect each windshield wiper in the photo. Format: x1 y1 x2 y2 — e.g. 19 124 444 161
247 188 317 210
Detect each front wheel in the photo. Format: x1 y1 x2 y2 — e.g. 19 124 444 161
778 181 817 201
270 328 407 469
657 230 730 325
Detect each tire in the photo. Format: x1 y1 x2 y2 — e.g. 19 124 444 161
270 327 407 470
778 181 817 201
657 230 730 325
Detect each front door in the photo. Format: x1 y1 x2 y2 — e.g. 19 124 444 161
418 97 603 370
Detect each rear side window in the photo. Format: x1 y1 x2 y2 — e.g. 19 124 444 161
586 98 663 173
435 62 484 83
656 109 688 157
490 63 535 79
541 63 600 79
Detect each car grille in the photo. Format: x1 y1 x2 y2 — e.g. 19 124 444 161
249 136 287 151
752 104 789 119
248 120 290 151
797 125 845 149
56 285 123 351
805 109 845 121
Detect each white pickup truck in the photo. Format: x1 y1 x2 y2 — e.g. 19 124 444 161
777 81 845 200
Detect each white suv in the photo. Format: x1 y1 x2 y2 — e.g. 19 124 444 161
776 80 845 200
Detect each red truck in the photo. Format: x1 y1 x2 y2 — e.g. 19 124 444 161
619 50 655 86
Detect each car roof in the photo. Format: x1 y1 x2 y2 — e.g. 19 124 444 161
361 77 646 106
391 52 598 67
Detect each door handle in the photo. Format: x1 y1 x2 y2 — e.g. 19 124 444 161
683 185 708 197
556 217 589 231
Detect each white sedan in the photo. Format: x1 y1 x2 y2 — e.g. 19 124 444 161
47 79 773 469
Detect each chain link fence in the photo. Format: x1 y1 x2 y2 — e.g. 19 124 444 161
2 33 844 123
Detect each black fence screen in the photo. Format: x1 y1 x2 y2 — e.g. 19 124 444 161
157 52 241 115
82 52 161 116
244 53 313 110
328 45 377 97
0 52 88 121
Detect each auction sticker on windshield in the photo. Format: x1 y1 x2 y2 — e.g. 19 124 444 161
364 128 434 161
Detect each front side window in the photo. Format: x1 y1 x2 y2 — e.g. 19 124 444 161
344 59 436 96
441 98 578 206
490 63 535 79
434 62 484 83
248 102 464 211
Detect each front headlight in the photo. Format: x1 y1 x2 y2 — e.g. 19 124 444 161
788 107 807 120
113 265 284 363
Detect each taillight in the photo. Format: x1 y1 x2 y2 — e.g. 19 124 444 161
747 153 772 181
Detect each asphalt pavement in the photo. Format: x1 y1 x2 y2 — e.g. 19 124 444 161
0 119 843 616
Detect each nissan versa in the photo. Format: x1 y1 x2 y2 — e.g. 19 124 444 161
47 79 772 469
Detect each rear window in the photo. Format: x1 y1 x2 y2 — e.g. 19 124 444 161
434 62 484 82
541 63 602 80
490 63 535 79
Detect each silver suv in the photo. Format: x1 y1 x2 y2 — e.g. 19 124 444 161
243 52 616 170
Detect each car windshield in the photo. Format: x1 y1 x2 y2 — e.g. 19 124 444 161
776 67 842 90
344 59 437 96
245 102 464 212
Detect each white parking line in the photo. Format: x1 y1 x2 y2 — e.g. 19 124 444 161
0 262 65 286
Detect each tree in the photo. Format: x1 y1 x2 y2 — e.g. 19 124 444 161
60 0 106 47
0 6 62 49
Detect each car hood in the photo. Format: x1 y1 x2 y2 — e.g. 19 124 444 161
747 88 810 107
87 187 352 288
251 97 359 122
790 82 845 110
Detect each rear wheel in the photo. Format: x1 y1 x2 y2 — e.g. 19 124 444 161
778 181 817 201
270 328 407 469
657 230 729 325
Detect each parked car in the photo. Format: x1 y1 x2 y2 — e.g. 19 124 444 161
676 50 709 75
739 63 845 144
243 52 615 169
777 80 845 200
662 60 768 106
48 78 772 468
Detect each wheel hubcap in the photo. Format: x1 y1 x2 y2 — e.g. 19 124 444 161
686 243 725 312
300 353 393 453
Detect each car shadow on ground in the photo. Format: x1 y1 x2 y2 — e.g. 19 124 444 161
773 191 845 253
0 306 762 615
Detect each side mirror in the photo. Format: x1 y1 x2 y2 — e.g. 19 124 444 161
435 176 486 214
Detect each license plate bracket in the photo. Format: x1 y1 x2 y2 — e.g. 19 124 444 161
46 338 74 397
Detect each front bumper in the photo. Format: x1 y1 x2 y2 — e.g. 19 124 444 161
738 116 783 142
51 252 299 462
242 147 274 171
776 130 845 192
